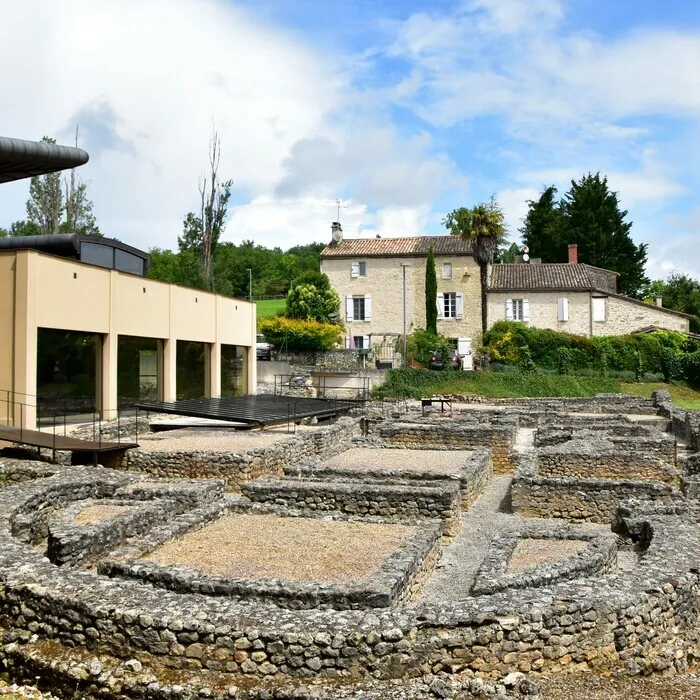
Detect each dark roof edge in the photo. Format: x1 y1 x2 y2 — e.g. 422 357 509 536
321 250 473 259
598 290 696 320
488 286 595 293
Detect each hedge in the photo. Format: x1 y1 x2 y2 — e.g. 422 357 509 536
483 321 700 383
258 316 342 351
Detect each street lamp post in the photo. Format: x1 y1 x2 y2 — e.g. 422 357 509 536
246 268 252 302
401 262 411 367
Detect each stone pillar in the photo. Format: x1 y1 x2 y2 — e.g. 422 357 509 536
248 304 257 395
13 251 38 430
100 332 118 420
162 338 177 403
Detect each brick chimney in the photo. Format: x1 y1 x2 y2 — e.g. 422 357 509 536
568 243 578 264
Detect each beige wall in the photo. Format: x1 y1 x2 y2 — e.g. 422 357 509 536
595 295 690 335
488 291 592 336
321 254 482 344
0 250 256 428
487 290 690 336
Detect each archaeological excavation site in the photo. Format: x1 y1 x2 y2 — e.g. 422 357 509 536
2 390 700 699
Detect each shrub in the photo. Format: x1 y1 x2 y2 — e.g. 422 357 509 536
556 347 573 375
517 346 537 374
258 316 342 351
407 329 454 367
661 347 683 382
683 350 700 386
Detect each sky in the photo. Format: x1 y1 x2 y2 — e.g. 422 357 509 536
1 0 699 279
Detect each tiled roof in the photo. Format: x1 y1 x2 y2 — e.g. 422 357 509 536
489 263 597 291
320 235 473 258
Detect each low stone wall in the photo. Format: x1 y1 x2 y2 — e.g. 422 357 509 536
0 458 57 485
243 477 461 536
537 444 678 484
2 472 700 694
512 453 681 523
287 447 492 510
373 422 516 474
121 417 360 489
449 393 658 414
101 508 442 611
472 527 618 596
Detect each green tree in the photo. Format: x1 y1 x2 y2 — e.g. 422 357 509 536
520 185 566 261
496 242 521 263
285 272 340 324
443 197 507 334
425 245 438 334
26 136 63 235
0 221 41 237
148 247 205 289
644 273 700 333
521 175 648 297
562 173 647 297
62 177 101 236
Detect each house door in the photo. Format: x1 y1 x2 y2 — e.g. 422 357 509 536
457 338 473 371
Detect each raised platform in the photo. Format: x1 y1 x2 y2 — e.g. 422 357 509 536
134 394 360 426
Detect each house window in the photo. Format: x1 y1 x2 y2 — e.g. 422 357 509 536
346 294 372 322
442 262 452 279
351 261 366 278
506 298 529 322
353 296 366 321
354 335 365 349
437 292 464 319
592 297 606 322
444 292 457 318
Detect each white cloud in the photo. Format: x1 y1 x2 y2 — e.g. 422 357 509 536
497 187 540 240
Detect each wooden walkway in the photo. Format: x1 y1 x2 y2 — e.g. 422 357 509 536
0 424 137 463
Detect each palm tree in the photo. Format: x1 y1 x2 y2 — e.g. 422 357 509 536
443 198 507 335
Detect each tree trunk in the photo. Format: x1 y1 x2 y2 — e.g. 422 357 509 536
480 262 488 335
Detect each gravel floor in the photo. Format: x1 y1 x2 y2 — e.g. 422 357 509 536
538 672 700 699
134 425 317 452
508 538 588 572
73 504 133 524
144 514 415 583
319 448 469 476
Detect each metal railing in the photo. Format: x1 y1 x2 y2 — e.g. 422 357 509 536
272 374 370 401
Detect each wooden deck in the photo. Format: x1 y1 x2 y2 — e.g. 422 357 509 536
0 425 137 461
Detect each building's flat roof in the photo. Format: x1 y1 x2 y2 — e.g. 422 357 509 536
0 136 89 183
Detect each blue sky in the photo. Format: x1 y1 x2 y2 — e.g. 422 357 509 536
1 0 699 279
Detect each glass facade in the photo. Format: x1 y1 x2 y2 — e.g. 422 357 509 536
117 336 159 405
80 241 146 276
221 345 248 396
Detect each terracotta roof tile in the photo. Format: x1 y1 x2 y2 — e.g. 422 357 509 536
489 263 595 291
321 235 473 258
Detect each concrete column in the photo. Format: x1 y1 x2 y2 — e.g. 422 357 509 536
162 338 177 403
100 333 118 420
100 270 119 421
13 251 38 430
247 304 257 395
206 342 221 398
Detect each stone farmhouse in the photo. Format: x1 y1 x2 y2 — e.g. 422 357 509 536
320 227 691 353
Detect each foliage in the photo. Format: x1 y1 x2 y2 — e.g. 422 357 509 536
520 174 648 297
620 381 700 410
63 168 101 236
517 346 537 374
26 137 63 235
425 246 438 334
258 316 342 351
683 351 700 387
148 248 205 289
483 321 700 385
642 272 700 333
443 196 508 333
496 242 521 263
375 367 621 400
407 329 454 366
285 272 340 323
0 220 41 238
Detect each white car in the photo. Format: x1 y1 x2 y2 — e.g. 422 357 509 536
256 334 273 360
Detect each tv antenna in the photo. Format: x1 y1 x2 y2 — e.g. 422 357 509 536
327 198 349 222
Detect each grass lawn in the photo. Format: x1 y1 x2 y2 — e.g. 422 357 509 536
620 381 700 410
255 298 285 319
376 368 622 399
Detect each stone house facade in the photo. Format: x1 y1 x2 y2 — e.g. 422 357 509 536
321 234 691 350
320 234 482 351
488 246 691 336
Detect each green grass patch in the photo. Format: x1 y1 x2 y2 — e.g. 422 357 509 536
255 298 286 319
375 368 621 399
620 381 700 410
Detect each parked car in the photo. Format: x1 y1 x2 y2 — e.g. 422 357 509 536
429 349 462 371
256 334 273 360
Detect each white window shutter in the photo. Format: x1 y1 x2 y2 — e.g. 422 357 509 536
522 299 530 322
345 335 351 349
351 262 360 278
505 299 514 321
346 296 354 322
363 335 370 350
436 293 444 319
364 294 372 321
592 297 606 322
557 297 569 322
456 292 464 319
